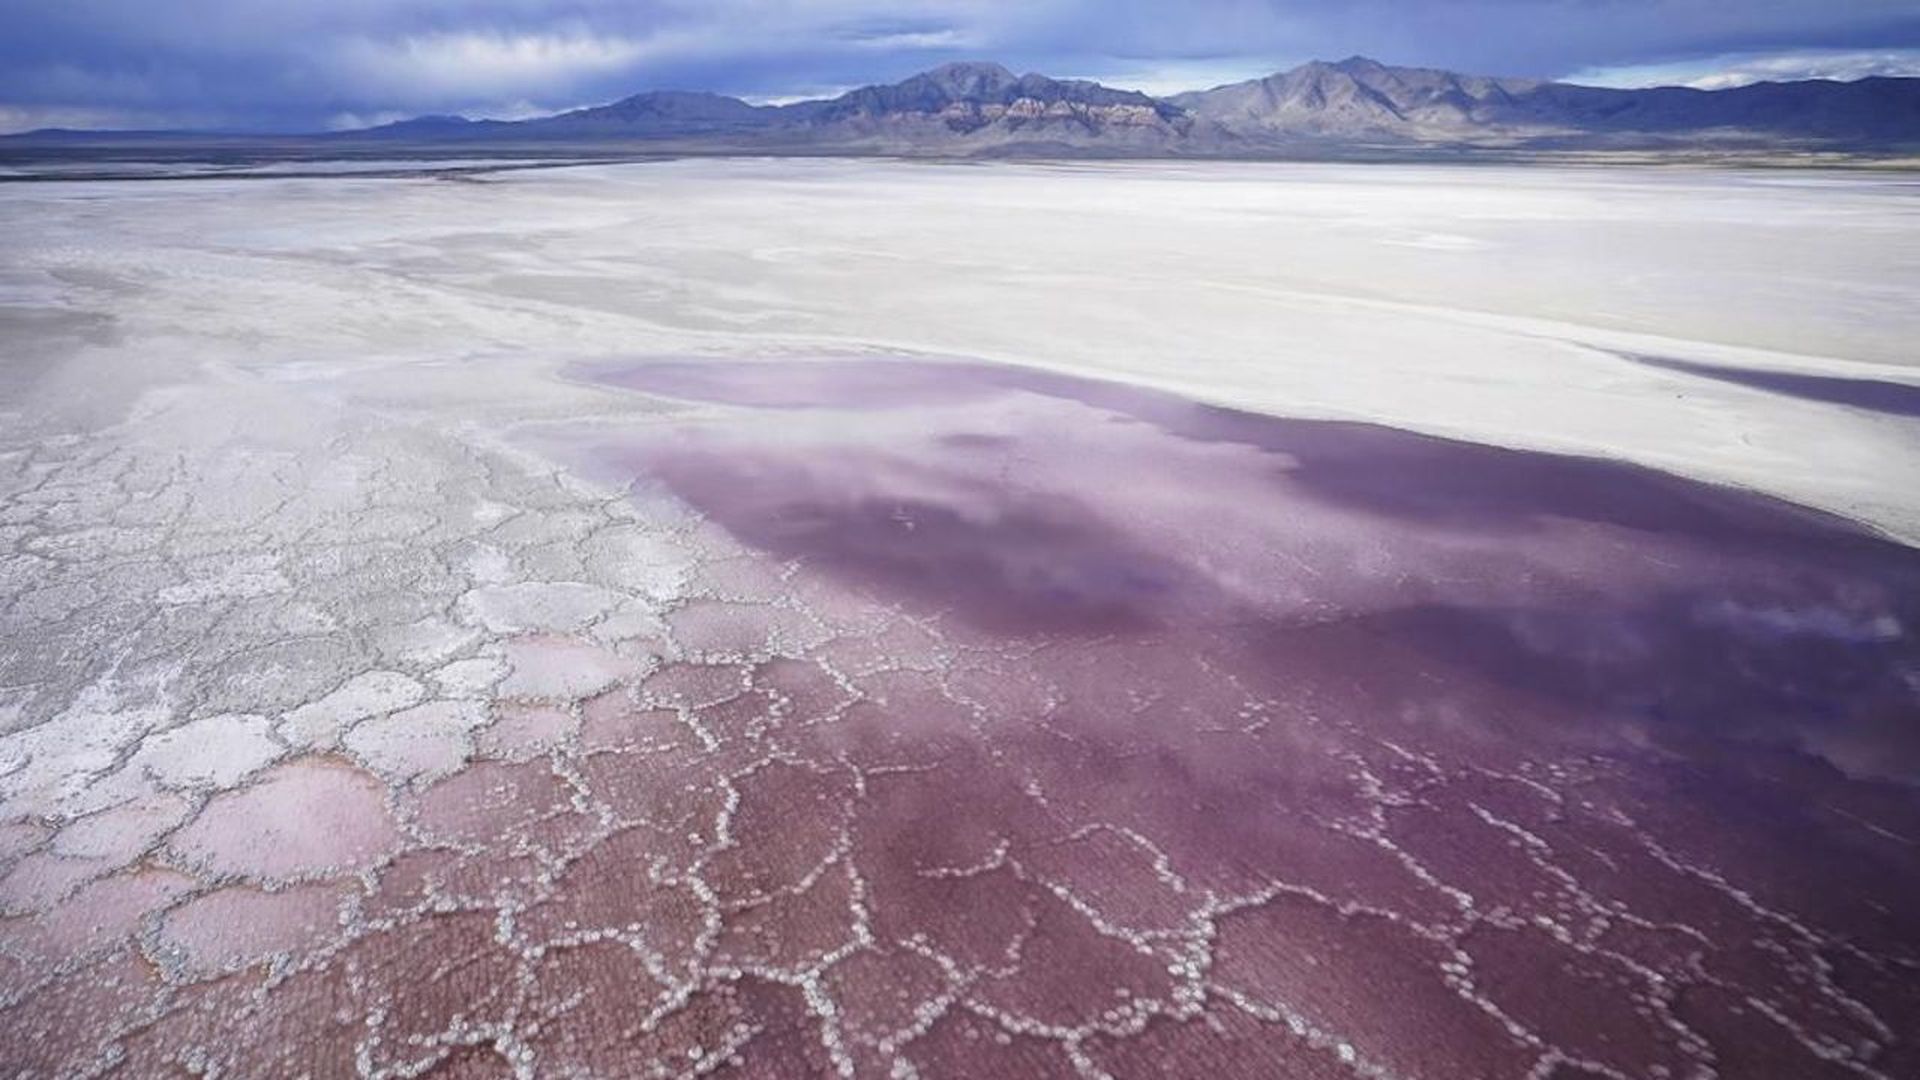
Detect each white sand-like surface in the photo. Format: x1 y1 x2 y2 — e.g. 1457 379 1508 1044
2 157 1916 784
2 158 1915 540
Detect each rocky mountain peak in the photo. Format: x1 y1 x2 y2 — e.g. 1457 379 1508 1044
1328 55 1389 75
918 61 1021 99
326 56 1920 155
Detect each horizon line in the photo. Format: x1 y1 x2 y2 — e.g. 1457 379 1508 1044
6 54 1914 139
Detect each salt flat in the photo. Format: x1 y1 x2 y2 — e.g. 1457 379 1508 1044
4 159 1918 538
2 160 1918 1078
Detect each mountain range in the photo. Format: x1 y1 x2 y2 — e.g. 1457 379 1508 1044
1168 56 1920 148
12 57 1920 156
359 62 1197 154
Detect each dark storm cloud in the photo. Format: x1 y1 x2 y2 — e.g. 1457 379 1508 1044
2 0 1918 132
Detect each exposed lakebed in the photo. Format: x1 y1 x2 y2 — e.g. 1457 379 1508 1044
6 353 1918 1079
530 355 1920 1077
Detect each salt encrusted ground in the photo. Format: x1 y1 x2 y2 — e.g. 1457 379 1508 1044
1 160 1917 1078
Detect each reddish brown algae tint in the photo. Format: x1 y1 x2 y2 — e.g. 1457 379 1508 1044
5 356 1918 1080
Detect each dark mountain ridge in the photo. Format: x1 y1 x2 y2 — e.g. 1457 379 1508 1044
1170 55 1920 147
493 62 1192 148
7 57 1918 158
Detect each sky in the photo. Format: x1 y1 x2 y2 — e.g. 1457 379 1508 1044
2 1 1919 133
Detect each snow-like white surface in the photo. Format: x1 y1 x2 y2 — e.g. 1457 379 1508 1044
1 159 1914 541
0 156 589 179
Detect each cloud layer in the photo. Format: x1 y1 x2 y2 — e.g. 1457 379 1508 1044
3 0 1918 132
1571 48 1920 90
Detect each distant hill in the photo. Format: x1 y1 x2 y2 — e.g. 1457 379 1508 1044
8 57 1919 158
536 91 773 136
1171 56 1920 148
770 62 1191 149
1167 57 1547 143
348 62 1193 151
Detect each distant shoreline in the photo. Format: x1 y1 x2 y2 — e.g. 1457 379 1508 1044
3 143 1918 182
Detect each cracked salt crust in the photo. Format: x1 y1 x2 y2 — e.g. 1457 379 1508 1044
459 580 629 634
343 699 488 784
130 713 282 789
0 159 1916 1078
278 671 427 750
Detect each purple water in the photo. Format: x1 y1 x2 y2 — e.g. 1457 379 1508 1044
15 356 1917 1079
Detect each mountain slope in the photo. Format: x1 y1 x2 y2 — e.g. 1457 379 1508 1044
11 57 1917 157
342 63 1192 151
778 62 1191 147
1174 56 1920 148
1496 76 1920 144
533 91 774 136
415 57 1920 152
1169 57 1543 141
